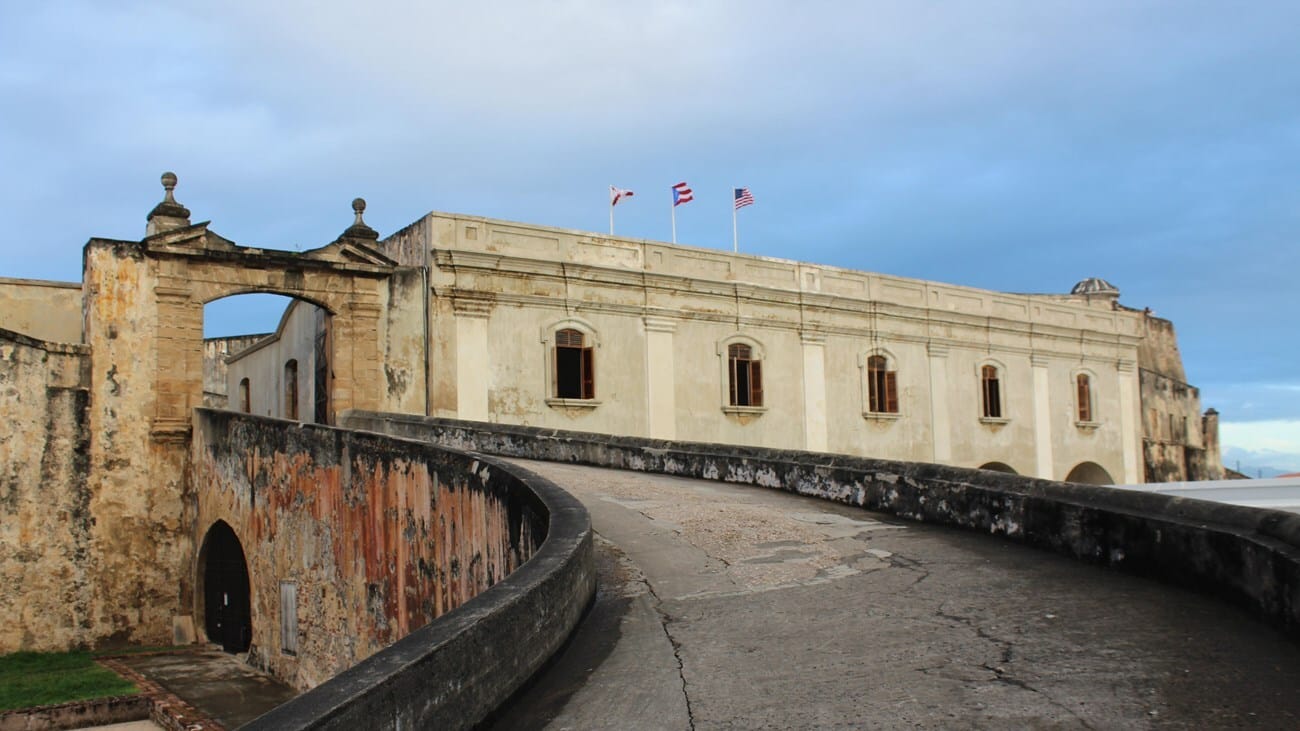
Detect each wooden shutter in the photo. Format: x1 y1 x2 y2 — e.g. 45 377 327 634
729 356 739 405
581 347 595 399
750 360 763 406
885 371 899 413
1076 375 1091 421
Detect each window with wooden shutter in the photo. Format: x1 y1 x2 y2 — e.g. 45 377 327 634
554 328 594 399
727 343 762 407
981 365 1002 419
866 355 899 414
1076 374 1092 422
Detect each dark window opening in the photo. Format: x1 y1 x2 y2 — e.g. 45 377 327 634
314 317 331 424
981 365 1002 418
239 378 250 414
867 355 899 413
728 343 763 407
554 328 594 399
284 359 299 420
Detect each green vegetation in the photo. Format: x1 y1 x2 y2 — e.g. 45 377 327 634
0 650 137 711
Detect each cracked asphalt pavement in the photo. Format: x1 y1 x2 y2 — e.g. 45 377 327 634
488 461 1300 730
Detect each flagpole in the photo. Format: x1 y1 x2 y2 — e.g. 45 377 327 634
610 196 614 235
671 197 677 244
732 190 738 253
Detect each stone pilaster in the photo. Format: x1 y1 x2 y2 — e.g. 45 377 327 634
927 343 951 463
800 331 828 452
454 298 493 421
1117 359 1140 483
643 317 677 440
1031 354 1054 479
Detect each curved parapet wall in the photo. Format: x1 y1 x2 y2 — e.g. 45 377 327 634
344 410 1300 638
192 410 594 730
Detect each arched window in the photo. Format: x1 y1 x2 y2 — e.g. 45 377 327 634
866 355 899 414
1075 373 1093 423
238 378 250 413
284 359 299 420
728 343 763 407
554 328 594 399
980 364 1002 419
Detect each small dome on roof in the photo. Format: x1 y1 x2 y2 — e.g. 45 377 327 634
1070 277 1120 296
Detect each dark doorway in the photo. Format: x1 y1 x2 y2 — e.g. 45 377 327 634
201 521 252 653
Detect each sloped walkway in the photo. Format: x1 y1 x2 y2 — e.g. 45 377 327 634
105 650 296 729
492 460 1300 730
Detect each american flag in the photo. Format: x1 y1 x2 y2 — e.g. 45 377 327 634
672 182 694 207
734 187 755 210
610 186 634 206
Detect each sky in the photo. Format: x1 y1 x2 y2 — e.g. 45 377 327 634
3 2 1298 475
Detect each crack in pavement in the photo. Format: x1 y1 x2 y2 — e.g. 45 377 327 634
641 576 697 731
934 605 1097 730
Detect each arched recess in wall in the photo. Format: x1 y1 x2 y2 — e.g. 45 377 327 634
197 520 252 654
1065 461 1114 485
205 293 334 423
978 462 1018 474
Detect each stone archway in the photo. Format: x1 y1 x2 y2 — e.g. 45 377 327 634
1065 461 1114 485
75 175 399 647
978 462 1018 474
199 521 251 653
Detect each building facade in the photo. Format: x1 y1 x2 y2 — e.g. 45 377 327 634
223 210 1222 485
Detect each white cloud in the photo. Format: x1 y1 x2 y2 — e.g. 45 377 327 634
1220 420 1300 473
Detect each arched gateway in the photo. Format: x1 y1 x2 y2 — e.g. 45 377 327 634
199 521 252 653
77 174 400 648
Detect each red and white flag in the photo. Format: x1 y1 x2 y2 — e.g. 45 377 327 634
672 182 694 207
610 186 635 206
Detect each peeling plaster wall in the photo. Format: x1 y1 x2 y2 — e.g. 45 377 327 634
81 240 190 649
0 330 92 652
192 410 545 690
0 277 83 343
380 269 427 415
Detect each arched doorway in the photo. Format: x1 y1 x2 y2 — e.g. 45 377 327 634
978 462 1018 474
199 521 252 653
1065 461 1114 485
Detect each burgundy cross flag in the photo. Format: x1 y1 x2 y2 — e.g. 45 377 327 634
734 187 755 210
672 182 694 207
610 186 634 206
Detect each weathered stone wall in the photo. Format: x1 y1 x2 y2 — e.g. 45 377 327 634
192 409 550 690
0 329 92 652
1137 314 1220 481
0 277 83 343
345 410 1300 637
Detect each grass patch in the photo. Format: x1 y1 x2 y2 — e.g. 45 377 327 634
0 650 137 712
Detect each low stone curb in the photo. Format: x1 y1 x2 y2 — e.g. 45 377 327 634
0 693 150 731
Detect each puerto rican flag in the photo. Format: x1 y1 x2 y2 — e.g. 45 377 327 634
672 182 694 207
610 186 634 206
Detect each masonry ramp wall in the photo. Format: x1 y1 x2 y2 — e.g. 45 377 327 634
193 410 594 729
344 410 1300 637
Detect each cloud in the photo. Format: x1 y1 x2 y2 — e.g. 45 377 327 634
3 0 1300 434
1220 420 1300 475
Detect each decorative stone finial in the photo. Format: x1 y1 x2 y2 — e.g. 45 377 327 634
146 170 192 236
340 197 379 240
161 172 179 201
